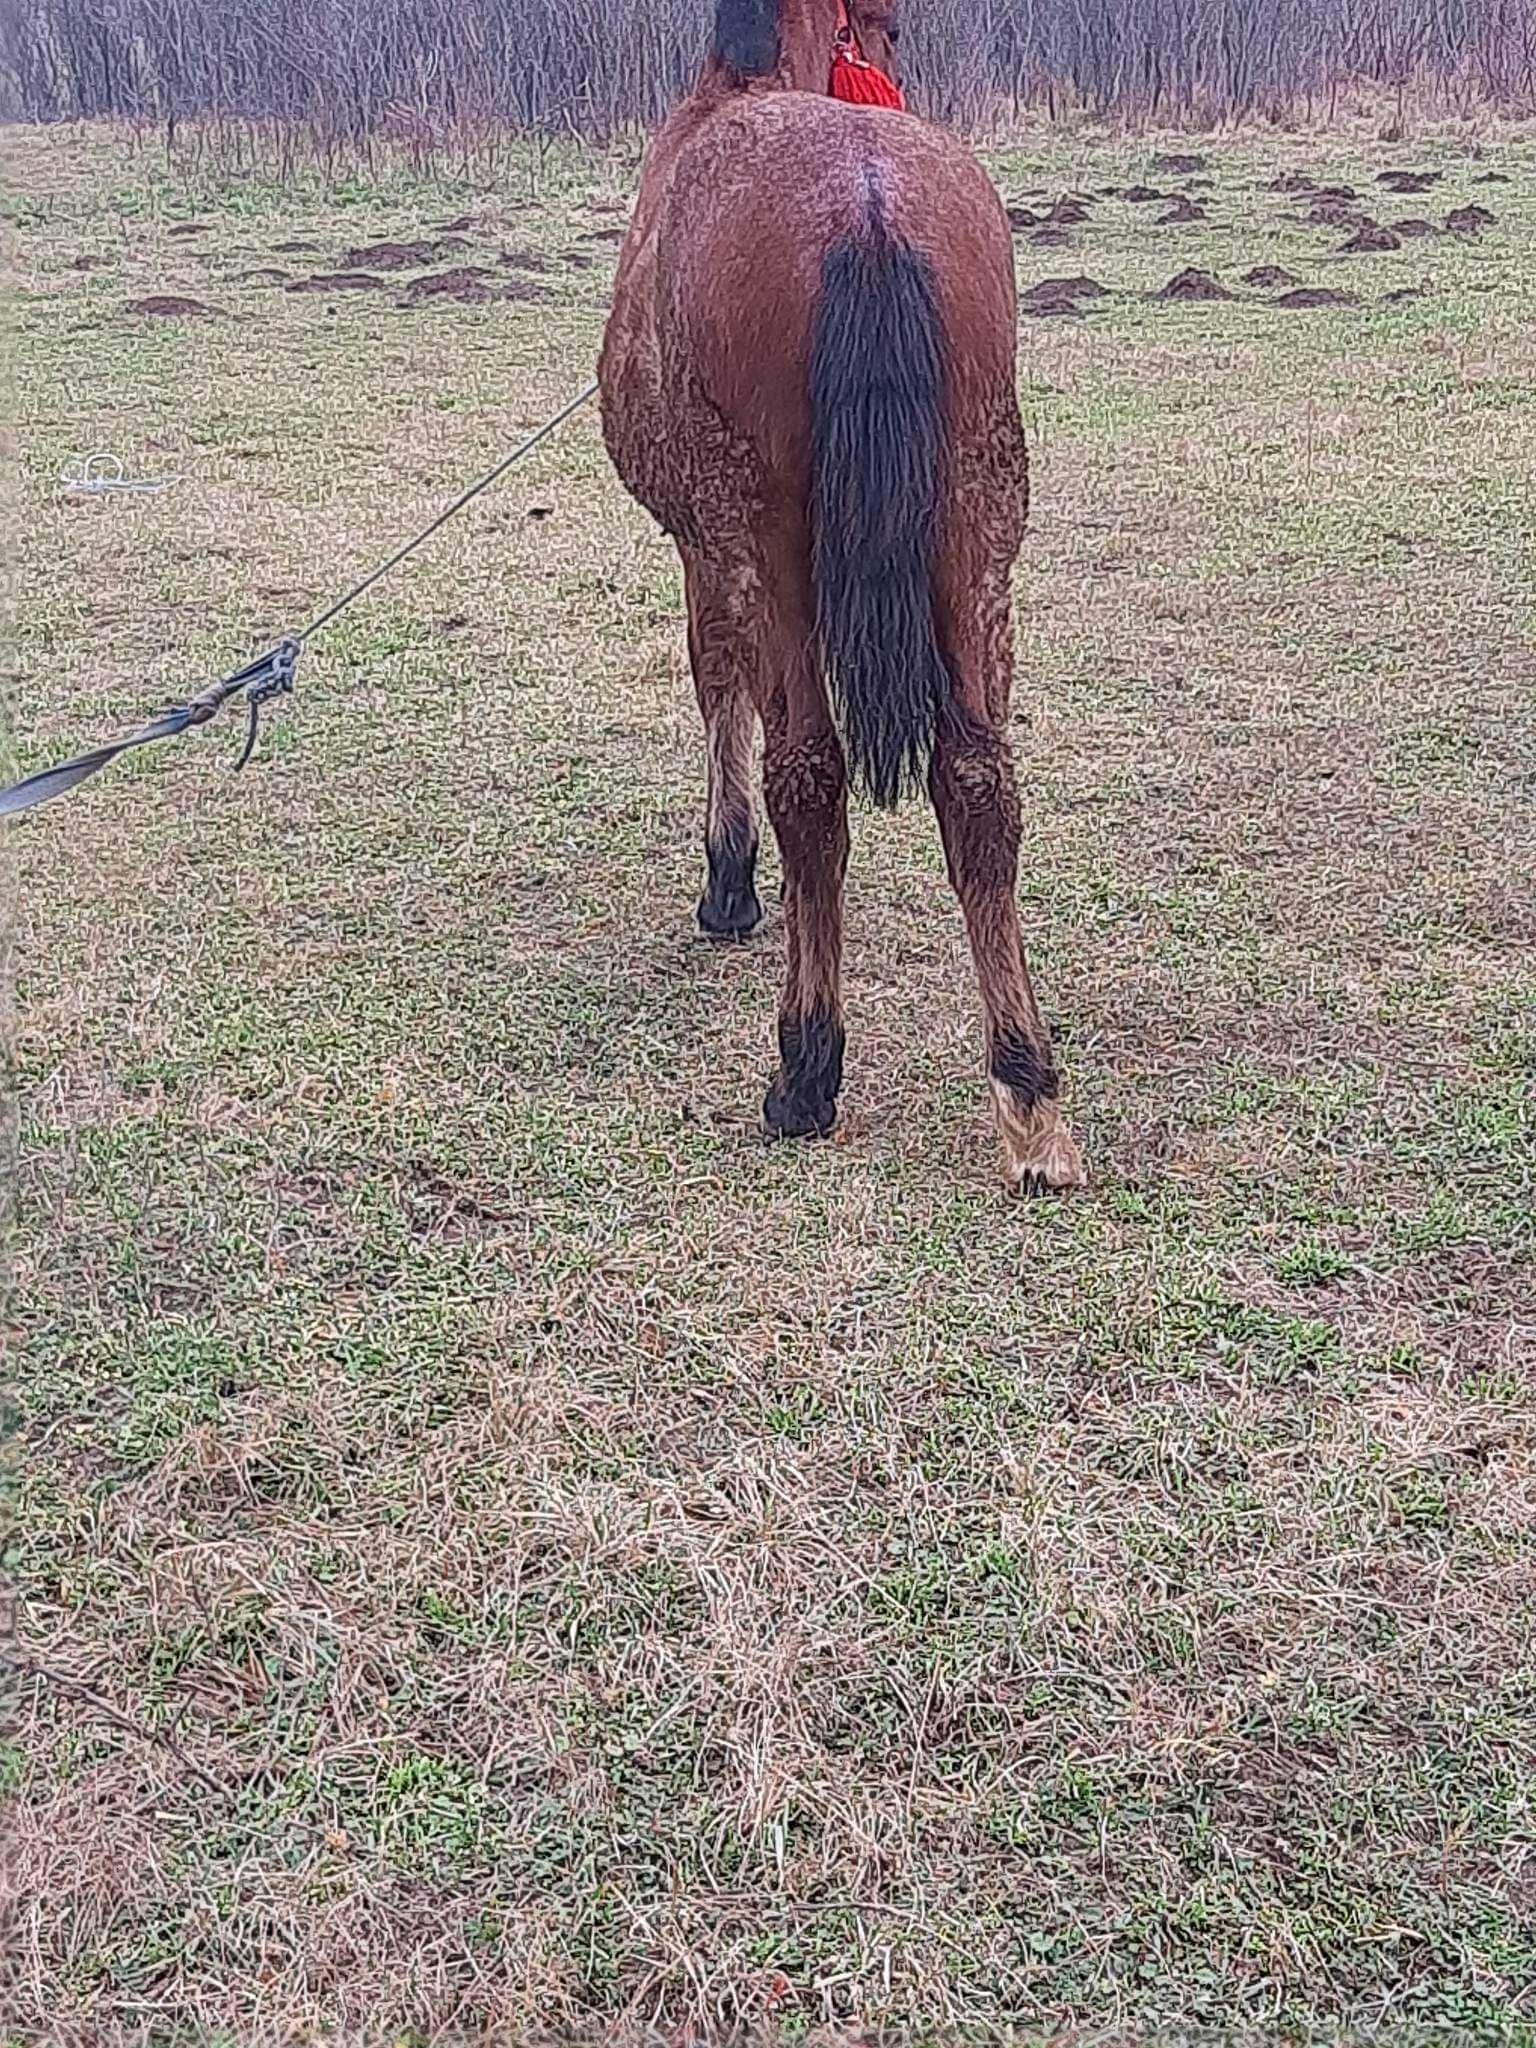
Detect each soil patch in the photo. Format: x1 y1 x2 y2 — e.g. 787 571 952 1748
69 254 111 271
342 237 468 271
1391 218 1438 238
1007 205 1043 231
167 222 213 238
500 248 555 273
237 267 290 283
1045 196 1092 224
581 226 625 244
1268 171 1316 194
1244 264 1301 288
1378 170 1442 193
1153 152 1207 173
1030 229 1073 248
1446 205 1497 233
400 266 498 303
436 214 475 231
563 251 596 269
1305 196 1371 228
1158 197 1206 225
1122 185 1167 203
1473 171 1511 184
1340 222 1403 252
272 240 322 254
1158 267 1236 302
284 272 386 293
1021 275 1109 318
1385 286 1429 303
127 294 213 316
1275 287 1357 309
500 281 553 304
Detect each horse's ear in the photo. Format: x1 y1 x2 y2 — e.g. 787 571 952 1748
714 0 779 76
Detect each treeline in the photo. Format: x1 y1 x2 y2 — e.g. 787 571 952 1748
3 0 1534 158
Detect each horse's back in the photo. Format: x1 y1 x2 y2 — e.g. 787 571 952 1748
602 90 1018 534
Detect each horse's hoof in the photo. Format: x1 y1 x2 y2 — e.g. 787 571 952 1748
697 887 763 943
991 1085 1087 1195
763 1081 837 1140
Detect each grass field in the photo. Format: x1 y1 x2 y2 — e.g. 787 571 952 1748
5 115 1536 2042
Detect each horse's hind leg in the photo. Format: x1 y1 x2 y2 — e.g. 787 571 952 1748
684 551 762 941
931 553 1086 1194
760 565 849 1139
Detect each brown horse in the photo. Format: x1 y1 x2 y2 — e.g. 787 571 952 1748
599 0 1085 1191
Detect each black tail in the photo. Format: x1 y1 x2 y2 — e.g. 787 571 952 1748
810 226 951 809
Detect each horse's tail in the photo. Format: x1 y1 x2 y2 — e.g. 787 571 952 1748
809 222 951 810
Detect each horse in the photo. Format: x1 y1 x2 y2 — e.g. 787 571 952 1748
598 0 1086 1192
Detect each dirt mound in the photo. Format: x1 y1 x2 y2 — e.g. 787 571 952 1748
1159 267 1235 301
1340 222 1403 252
1377 169 1441 193
1030 229 1072 248
1275 286 1357 309
400 266 497 302
582 226 625 244
436 213 475 230
499 281 553 304
237 267 290 283
1385 285 1429 303
1305 196 1370 227
1044 196 1093 224
167 221 213 238
1157 197 1206 224
284 271 386 293
1310 184 1359 201
1446 205 1497 233
1391 217 1438 238
1268 171 1316 194
499 247 554 272
1122 184 1167 203
1244 264 1301 288
563 252 596 269
1021 292 1084 320
342 236 468 271
1473 171 1511 184
127 294 213 316
1006 205 1043 230
1021 275 1109 317
1153 151 1207 173
272 239 321 254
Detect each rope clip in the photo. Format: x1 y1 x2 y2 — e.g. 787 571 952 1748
235 636 300 772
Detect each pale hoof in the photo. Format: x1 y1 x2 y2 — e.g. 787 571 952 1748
991 1083 1088 1195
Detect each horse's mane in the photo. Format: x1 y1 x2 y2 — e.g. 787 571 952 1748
713 0 779 78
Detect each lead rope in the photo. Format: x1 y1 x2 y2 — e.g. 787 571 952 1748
0 380 599 820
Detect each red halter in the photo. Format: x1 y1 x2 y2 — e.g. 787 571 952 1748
829 1 905 108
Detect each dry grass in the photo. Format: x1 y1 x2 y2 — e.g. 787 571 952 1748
4 118 1536 2043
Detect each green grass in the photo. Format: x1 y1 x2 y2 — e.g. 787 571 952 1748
4 117 1536 2042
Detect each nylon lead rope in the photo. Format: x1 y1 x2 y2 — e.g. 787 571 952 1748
0 380 599 821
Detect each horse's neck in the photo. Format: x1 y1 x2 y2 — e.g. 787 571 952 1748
774 0 837 92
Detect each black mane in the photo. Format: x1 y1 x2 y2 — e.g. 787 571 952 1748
714 0 778 76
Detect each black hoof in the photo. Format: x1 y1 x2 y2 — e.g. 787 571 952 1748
762 1011 844 1140
763 1081 838 1140
697 885 763 942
